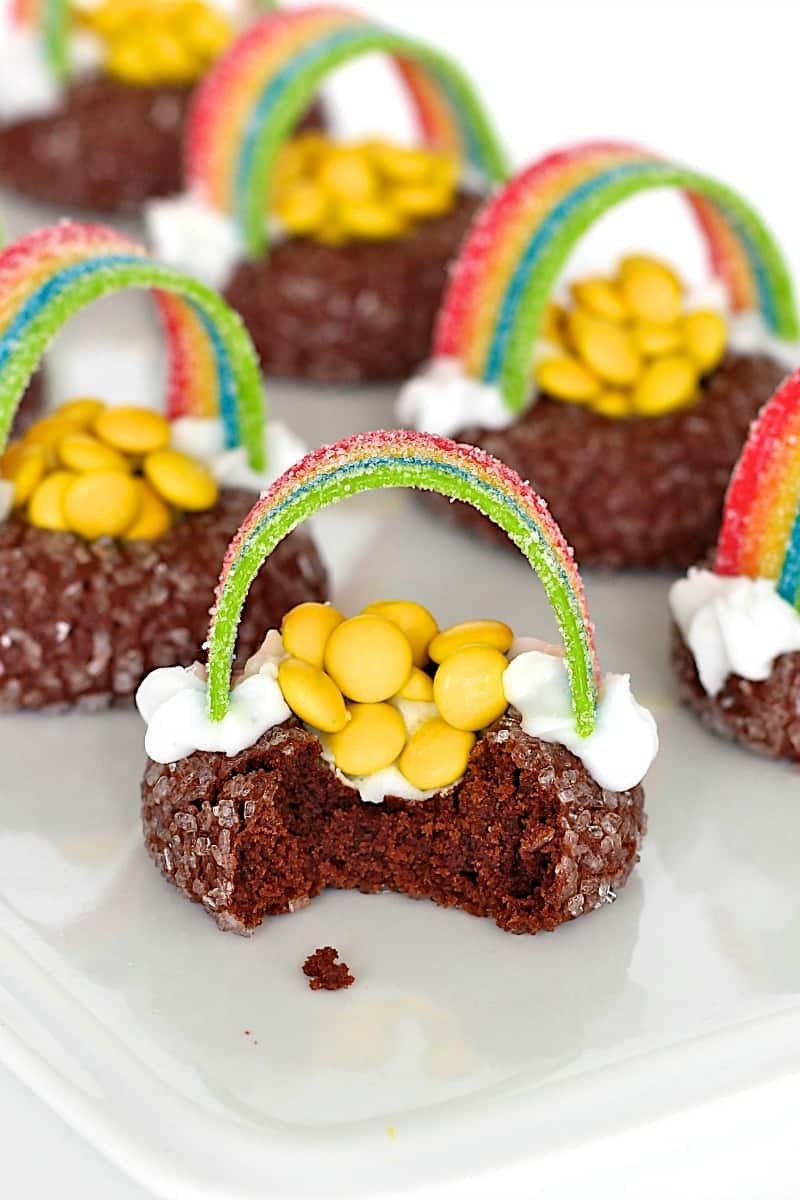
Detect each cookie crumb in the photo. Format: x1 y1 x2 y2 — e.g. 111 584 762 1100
302 946 355 991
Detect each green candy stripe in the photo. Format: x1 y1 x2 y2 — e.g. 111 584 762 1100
0 261 265 469
206 456 598 738
43 0 71 81
499 164 799 416
242 29 509 257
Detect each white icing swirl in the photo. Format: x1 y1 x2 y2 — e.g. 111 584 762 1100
502 649 658 792
169 417 306 493
669 567 800 695
396 358 513 438
146 194 243 289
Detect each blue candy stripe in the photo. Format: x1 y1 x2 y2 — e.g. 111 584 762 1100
777 510 800 608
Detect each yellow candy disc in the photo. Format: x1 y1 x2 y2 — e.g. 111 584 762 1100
619 255 683 326
536 356 600 403
327 702 406 776
398 717 476 792
63 471 141 540
569 309 641 387
632 355 698 416
275 182 329 236
58 433 130 475
362 600 438 668
391 184 452 220
144 449 218 512
570 277 628 324
324 614 413 703
319 149 377 203
429 620 513 664
433 645 509 732
631 322 682 358
27 471 76 532
592 390 633 419
367 142 433 183
337 202 407 240
278 658 348 734
396 666 435 702
55 398 107 426
541 302 568 347
683 310 727 373
122 480 172 541
281 602 344 669
94 407 170 455
1 442 47 507
24 415 83 461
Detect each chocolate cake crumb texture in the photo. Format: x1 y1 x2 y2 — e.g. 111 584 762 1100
224 192 482 383
141 713 645 937
303 947 355 992
437 353 787 570
0 488 326 711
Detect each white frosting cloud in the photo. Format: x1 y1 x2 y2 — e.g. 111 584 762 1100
0 31 63 121
669 568 800 696
396 358 514 438
502 648 658 792
169 417 306 493
146 194 242 289
137 661 290 763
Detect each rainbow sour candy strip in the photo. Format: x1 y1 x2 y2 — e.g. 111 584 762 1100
206 430 600 736
716 368 800 609
12 0 71 81
0 224 265 467
186 6 508 258
434 141 797 417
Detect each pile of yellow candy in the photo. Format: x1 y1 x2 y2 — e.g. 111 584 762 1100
275 600 515 791
273 133 459 245
77 0 233 86
1 399 218 541
536 255 728 418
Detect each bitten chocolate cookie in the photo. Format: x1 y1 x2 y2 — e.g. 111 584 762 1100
142 715 646 936
0 222 326 711
137 430 656 938
399 141 797 570
0 3 324 214
669 369 800 762
148 6 507 383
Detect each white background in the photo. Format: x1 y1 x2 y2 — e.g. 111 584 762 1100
2 1 800 1196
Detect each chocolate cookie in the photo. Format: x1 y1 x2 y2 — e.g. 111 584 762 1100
141 713 646 936
671 626 800 761
0 488 326 712
223 191 483 383
435 353 787 570
0 76 325 215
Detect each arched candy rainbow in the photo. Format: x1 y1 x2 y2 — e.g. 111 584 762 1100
715 368 800 609
433 141 798 417
0 223 265 466
11 0 70 80
205 430 600 736
186 5 508 257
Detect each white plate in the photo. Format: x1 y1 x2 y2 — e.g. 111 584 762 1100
1 197 800 1200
